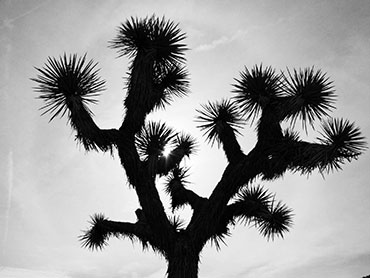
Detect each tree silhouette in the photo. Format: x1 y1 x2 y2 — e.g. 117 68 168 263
32 16 366 278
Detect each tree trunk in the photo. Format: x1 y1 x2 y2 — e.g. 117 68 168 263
166 239 200 278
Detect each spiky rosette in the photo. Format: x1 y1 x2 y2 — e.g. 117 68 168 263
110 15 187 65
233 65 283 122
317 118 367 171
196 99 244 145
256 200 293 240
32 53 105 122
165 167 190 210
174 133 197 157
153 63 189 109
136 121 176 160
232 185 293 240
283 67 336 128
80 213 111 250
166 166 189 182
235 186 273 208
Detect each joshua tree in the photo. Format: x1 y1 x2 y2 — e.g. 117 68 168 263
32 16 366 278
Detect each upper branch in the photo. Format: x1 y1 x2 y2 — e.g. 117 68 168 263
196 99 245 162
32 53 118 152
110 16 190 250
111 16 189 134
287 118 367 174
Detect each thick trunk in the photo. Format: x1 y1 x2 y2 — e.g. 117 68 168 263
166 239 200 278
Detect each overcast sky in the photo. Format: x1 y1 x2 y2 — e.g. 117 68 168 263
1 0 370 277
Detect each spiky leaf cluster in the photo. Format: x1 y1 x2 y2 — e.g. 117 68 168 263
174 133 197 157
230 65 336 128
136 121 176 160
284 67 336 127
110 15 187 65
152 63 189 109
32 53 105 122
196 99 244 145
317 118 367 172
233 186 293 240
233 65 283 122
165 167 190 211
80 214 158 252
80 214 118 250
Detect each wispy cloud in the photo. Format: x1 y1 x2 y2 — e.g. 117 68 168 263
0 0 50 30
194 15 296 52
195 30 249 52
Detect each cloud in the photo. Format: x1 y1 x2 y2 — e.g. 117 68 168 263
0 267 69 278
195 30 248 52
0 0 50 30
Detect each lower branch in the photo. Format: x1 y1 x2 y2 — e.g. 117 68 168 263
80 213 164 253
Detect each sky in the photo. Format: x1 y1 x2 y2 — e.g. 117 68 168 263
0 0 370 277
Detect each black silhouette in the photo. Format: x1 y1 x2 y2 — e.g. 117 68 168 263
32 16 366 278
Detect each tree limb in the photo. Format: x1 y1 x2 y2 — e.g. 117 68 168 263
166 175 207 211
80 213 165 253
68 100 119 151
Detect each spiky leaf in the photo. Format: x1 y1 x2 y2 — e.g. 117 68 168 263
110 15 187 64
153 63 189 109
233 186 293 240
233 65 283 122
196 99 244 145
283 67 336 128
32 53 105 122
317 118 367 171
136 121 176 160
165 167 190 210
256 200 293 240
80 213 112 250
174 133 197 157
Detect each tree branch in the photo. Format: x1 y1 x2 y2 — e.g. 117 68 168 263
196 99 244 163
218 124 245 162
165 171 207 211
32 54 119 152
68 100 119 151
80 213 165 253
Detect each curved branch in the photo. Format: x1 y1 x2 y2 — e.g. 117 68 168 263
68 101 119 151
196 99 245 162
165 168 207 211
80 213 164 252
32 54 118 152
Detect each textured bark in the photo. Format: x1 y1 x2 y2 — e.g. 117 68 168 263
166 237 200 278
